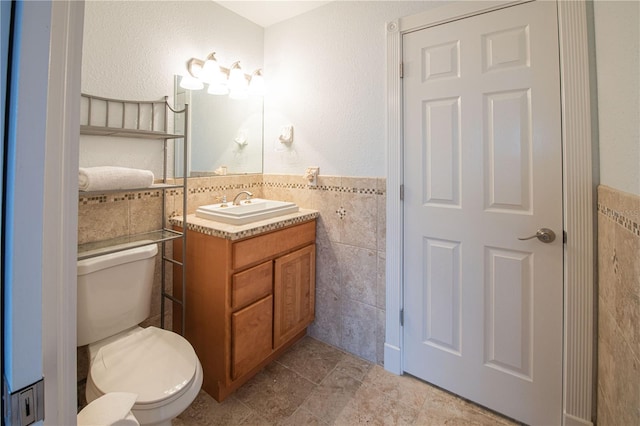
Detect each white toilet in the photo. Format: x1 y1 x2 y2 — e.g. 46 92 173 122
77 243 202 426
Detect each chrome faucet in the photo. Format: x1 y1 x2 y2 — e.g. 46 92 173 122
232 190 253 205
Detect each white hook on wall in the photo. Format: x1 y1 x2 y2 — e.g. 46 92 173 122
234 129 248 147
279 125 294 145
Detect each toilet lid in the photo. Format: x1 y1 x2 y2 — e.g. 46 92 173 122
90 327 197 405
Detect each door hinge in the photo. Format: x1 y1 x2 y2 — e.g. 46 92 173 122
400 62 404 78
3 378 44 425
563 230 567 244
400 184 404 201
400 308 404 326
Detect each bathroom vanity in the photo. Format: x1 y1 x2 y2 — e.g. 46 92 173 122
172 210 318 401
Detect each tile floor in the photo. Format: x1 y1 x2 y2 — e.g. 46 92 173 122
174 336 518 425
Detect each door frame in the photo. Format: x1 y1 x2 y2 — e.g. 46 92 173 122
384 1 596 425
42 1 84 425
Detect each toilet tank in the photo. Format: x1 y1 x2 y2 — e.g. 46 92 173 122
77 243 158 346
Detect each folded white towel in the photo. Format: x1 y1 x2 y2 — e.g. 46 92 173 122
79 166 154 192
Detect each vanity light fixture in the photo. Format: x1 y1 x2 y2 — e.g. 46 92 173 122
180 52 263 98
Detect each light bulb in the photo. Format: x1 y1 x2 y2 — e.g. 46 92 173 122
179 74 203 90
200 57 221 84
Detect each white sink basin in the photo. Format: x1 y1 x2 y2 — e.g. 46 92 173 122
195 198 299 225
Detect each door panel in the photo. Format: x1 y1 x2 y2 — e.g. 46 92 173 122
402 2 563 424
422 97 461 207
422 237 461 355
484 246 533 380
484 89 532 212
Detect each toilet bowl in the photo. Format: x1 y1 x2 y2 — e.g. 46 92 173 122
77 244 202 426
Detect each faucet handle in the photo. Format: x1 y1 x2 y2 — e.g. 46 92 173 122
217 195 227 203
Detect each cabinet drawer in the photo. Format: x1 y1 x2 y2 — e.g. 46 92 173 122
232 261 273 310
233 221 316 270
231 295 273 380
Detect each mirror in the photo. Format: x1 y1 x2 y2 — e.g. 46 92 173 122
174 76 263 177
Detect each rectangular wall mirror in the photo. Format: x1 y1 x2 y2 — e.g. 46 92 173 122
174 76 264 177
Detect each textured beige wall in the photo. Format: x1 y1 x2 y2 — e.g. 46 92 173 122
597 185 640 425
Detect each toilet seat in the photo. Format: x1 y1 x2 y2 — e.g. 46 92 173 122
89 327 197 408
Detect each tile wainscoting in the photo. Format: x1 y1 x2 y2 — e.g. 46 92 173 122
261 174 386 364
597 185 640 425
77 173 387 370
74 178 640 417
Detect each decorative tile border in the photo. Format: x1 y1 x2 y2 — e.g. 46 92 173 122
79 175 386 207
79 189 162 205
187 181 261 195
170 210 319 241
262 181 384 196
598 202 640 237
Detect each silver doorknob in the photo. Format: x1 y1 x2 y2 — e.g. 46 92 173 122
518 228 556 243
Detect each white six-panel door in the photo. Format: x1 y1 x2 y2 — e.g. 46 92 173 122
402 2 563 424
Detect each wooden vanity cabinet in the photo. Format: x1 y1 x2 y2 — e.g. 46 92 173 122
173 220 316 402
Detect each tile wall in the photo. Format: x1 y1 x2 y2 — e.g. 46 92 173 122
76 172 387 387
597 185 640 425
79 188 169 329
261 174 386 364
167 173 388 364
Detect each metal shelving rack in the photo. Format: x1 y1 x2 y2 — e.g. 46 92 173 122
78 93 188 335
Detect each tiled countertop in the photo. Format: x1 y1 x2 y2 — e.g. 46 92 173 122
169 208 319 241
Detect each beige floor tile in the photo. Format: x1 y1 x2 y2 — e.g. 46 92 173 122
461 406 518 426
333 353 373 382
278 407 327 426
333 383 419 425
301 368 363 424
237 411 273 426
234 362 317 423
413 388 467 426
413 386 518 426
163 337 520 426
276 336 345 384
174 391 253 426
362 366 432 410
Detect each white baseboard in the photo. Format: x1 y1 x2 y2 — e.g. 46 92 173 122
383 343 402 375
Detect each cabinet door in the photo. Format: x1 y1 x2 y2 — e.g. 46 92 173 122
231 295 273 380
273 244 316 349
